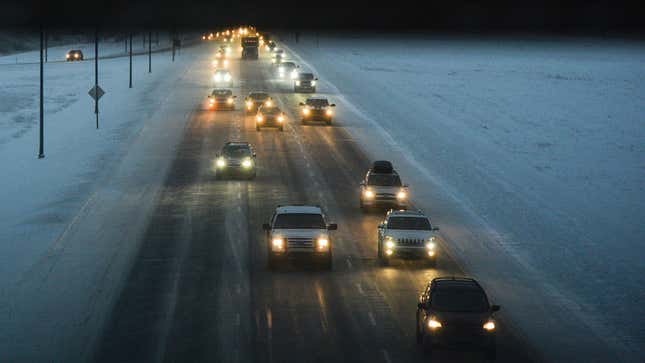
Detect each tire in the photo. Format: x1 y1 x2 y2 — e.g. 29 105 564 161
279 126 284 132
486 346 497 361
422 334 434 356
301 118 306 125
326 119 332 126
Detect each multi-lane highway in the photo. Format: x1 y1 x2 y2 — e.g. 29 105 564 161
93 41 537 363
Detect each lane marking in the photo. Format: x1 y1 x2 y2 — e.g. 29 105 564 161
346 258 353 269
356 282 364 295
381 349 392 363
368 311 377 326
266 307 273 330
235 312 241 327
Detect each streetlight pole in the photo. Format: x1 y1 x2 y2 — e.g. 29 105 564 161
95 27 99 129
38 26 44 159
129 32 132 88
148 31 152 73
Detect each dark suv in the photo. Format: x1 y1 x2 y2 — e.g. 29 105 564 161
294 73 318 93
299 97 336 125
416 277 500 359
66 49 84 61
244 92 273 114
215 142 257 180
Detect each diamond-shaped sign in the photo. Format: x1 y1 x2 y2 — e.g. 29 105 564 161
88 85 105 101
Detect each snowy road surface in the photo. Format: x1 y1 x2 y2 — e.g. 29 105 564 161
0 33 643 362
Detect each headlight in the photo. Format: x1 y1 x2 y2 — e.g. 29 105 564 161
227 98 234 104
291 71 298 79
271 238 284 251
295 81 301 86
265 100 272 107
385 240 395 249
214 74 222 82
66 54 70 59
311 81 316 86
326 109 333 116
317 238 329 250
483 321 496 331
224 74 231 81
74 54 79 58
425 242 436 250
223 59 229 66
303 108 310 115
216 53 221 58
397 190 407 199
216 158 226 168
242 158 252 168
278 67 285 73
428 318 442 329
265 46 270 51
246 101 253 108
364 189 374 198
278 115 285 122
256 115 263 122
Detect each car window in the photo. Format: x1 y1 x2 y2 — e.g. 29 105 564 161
250 93 269 100
212 90 232 96
274 213 326 229
367 173 402 186
262 107 281 114
299 73 314 80
387 217 431 230
223 145 251 157
306 99 329 107
431 288 489 312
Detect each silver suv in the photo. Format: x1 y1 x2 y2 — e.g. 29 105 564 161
360 161 409 211
377 209 439 266
262 205 337 270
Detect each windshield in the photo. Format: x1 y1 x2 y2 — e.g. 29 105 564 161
282 62 295 68
299 73 314 80
274 213 326 229
262 107 281 115
250 93 269 100
223 145 251 158
306 99 329 107
388 217 431 230
431 288 489 312
367 173 402 186
212 90 232 96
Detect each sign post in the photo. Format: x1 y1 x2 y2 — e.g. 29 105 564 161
94 28 99 129
38 26 44 159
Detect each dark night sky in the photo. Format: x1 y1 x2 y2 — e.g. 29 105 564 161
1 0 643 31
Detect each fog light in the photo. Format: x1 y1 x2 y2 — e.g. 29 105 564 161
483 321 496 331
385 249 393 256
242 158 252 168
216 158 226 168
364 190 374 199
428 319 442 329
272 238 284 251
428 251 435 257
317 238 329 250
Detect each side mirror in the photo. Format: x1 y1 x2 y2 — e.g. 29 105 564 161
315 78 319 81
491 305 500 312
262 223 271 231
233 95 237 98
208 95 212 98
299 102 305 106
432 227 440 231
327 224 338 231
330 104 336 107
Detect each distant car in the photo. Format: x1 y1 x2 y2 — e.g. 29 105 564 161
212 56 230 68
256 105 286 131
262 205 337 270
277 61 299 79
294 73 318 93
208 89 236 110
65 49 84 61
213 69 233 87
416 277 500 359
215 142 257 180
299 97 336 125
271 51 285 66
244 92 273 114
359 160 409 211
377 209 440 266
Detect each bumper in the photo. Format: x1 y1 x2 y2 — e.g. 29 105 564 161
209 102 235 109
216 166 255 176
384 247 436 259
269 250 331 261
426 329 495 349
302 111 332 121
257 119 284 128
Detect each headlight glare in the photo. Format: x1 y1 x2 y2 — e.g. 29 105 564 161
483 321 496 331
242 158 252 168
428 318 442 329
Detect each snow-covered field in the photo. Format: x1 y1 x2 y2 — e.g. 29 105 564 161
279 33 645 361
0 34 207 361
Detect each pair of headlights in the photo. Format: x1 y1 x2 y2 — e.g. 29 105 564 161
216 157 253 168
271 237 329 251
363 189 407 199
427 318 495 331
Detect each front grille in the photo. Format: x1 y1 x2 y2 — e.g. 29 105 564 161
376 193 396 201
227 160 241 166
287 237 314 250
300 81 311 86
397 238 425 246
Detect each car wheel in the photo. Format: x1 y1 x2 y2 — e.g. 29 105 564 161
279 126 284 132
486 346 497 361
256 126 261 131
422 334 434 355
326 119 332 126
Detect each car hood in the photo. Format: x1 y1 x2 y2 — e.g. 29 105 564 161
432 311 491 326
272 229 327 239
385 230 434 240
